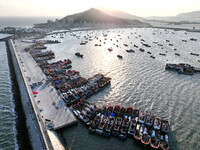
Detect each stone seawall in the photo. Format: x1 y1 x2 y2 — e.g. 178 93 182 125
6 39 51 150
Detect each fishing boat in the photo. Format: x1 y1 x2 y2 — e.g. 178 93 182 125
118 115 131 139
145 113 154 127
98 106 107 115
139 110 146 124
103 114 115 137
111 117 122 136
113 105 121 116
112 107 125 136
161 120 169 133
154 117 161 130
75 52 83 58
134 124 143 140
89 113 102 133
160 134 169 150
117 55 123 59
79 109 91 126
141 127 151 145
106 106 114 118
119 106 133 139
132 108 139 118
150 130 160 149
96 115 108 135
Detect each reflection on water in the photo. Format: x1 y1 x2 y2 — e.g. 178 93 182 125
45 28 200 150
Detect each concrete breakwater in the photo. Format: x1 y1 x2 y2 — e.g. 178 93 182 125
2 37 77 150
5 38 49 150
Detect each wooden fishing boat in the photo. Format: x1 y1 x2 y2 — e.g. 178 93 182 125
141 127 151 145
150 130 160 149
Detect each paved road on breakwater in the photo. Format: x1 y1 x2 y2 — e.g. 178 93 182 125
11 39 78 150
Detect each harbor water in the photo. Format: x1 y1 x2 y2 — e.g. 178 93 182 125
44 28 200 150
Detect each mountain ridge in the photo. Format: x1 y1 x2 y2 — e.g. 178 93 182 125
176 10 200 18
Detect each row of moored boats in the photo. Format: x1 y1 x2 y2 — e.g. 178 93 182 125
70 100 169 150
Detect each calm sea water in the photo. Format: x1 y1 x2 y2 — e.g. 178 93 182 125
44 28 200 150
0 16 60 29
0 34 17 150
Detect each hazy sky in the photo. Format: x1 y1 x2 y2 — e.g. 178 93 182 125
0 0 200 17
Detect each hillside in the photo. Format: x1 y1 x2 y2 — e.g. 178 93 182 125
34 8 150 28
98 8 143 20
61 8 129 25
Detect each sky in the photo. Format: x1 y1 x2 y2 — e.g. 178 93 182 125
0 0 200 17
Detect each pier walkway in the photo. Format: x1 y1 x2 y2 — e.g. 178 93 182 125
12 39 77 149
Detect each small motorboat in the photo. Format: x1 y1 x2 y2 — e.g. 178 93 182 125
190 53 199 56
142 43 151 47
159 53 166 56
80 42 86 45
190 38 197 41
124 44 128 47
108 47 113 52
126 49 135 53
175 53 180 56
117 55 123 59
139 48 145 52
75 52 83 58
147 51 151 54
150 56 155 59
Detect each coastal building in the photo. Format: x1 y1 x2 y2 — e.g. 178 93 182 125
47 20 54 27
68 17 74 26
